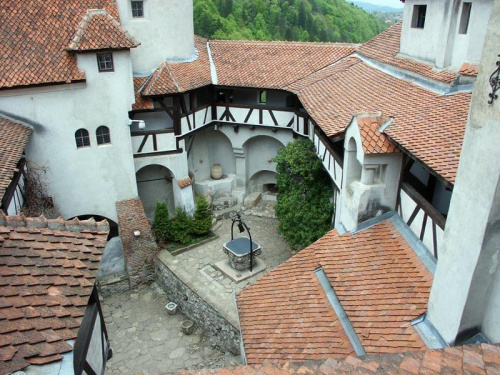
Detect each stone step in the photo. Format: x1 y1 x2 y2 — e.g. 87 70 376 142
213 196 238 211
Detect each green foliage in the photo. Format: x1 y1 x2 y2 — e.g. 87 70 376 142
153 202 171 243
192 195 213 235
194 0 386 42
170 207 195 245
155 198 213 247
274 139 333 250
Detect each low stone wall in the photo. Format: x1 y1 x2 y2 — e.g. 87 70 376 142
155 259 241 355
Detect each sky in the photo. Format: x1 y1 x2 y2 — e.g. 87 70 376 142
353 0 404 9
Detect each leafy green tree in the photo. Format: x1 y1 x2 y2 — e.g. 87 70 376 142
274 139 333 250
192 196 213 235
153 202 171 243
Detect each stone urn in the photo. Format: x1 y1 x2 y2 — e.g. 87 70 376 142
182 320 195 335
211 163 223 180
166 302 178 315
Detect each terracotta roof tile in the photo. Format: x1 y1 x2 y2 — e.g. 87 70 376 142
177 177 193 189
0 0 121 89
175 344 500 375
210 40 356 89
67 10 139 52
0 213 108 374
459 63 480 77
0 117 33 201
356 116 399 154
141 36 213 96
287 57 471 184
132 77 154 111
237 220 432 365
358 22 458 84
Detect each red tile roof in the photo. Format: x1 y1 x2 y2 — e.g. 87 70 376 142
0 0 121 89
358 22 458 84
174 343 500 375
132 77 154 111
141 37 213 96
0 214 108 374
0 117 32 201
177 177 193 189
356 116 399 154
67 10 139 52
237 220 432 365
459 63 480 77
209 40 357 90
287 57 471 184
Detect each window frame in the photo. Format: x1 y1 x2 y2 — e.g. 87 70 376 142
75 129 91 149
97 52 114 73
411 5 427 29
96 126 111 145
458 2 472 35
131 0 144 18
259 90 267 105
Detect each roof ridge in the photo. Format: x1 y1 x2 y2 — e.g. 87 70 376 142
0 212 109 233
67 8 139 51
209 39 360 47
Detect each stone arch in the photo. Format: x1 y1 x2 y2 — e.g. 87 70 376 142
243 135 285 187
69 214 119 239
188 128 236 181
136 164 175 220
344 137 362 187
248 170 278 194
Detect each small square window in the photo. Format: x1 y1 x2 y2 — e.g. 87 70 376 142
97 53 114 72
459 3 472 34
411 5 427 29
132 1 144 17
259 90 267 104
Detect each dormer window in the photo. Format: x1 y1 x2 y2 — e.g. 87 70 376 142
459 3 472 34
97 53 113 72
411 5 427 29
132 1 144 17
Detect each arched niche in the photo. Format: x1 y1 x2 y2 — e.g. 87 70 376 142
136 164 175 220
188 128 236 181
344 137 362 188
243 135 284 184
248 170 278 194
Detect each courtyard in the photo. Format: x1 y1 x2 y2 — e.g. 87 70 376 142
103 215 293 374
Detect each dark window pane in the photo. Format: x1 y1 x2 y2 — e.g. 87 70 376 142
96 126 111 145
75 129 90 148
411 5 427 29
132 1 144 17
97 53 113 72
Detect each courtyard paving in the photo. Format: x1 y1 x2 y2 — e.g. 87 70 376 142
103 284 242 374
103 216 293 374
158 215 294 327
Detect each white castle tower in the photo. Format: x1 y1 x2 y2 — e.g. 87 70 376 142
116 0 196 73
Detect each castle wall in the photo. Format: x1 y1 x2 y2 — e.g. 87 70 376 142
0 51 138 223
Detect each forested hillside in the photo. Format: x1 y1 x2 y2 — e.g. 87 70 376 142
194 0 386 43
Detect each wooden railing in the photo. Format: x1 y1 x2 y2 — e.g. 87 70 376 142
397 182 446 259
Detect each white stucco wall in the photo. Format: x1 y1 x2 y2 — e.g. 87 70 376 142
400 0 492 69
116 0 195 73
483 266 500 342
428 1 500 343
0 51 138 223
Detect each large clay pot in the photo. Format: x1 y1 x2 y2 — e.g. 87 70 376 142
211 163 223 180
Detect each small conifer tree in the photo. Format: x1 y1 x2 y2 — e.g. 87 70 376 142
192 195 213 235
153 202 170 243
170 207 194 245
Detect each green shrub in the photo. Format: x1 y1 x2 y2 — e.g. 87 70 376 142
274 139 333 250
170 207 194 245
153 202 170 243
192 195 213 235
